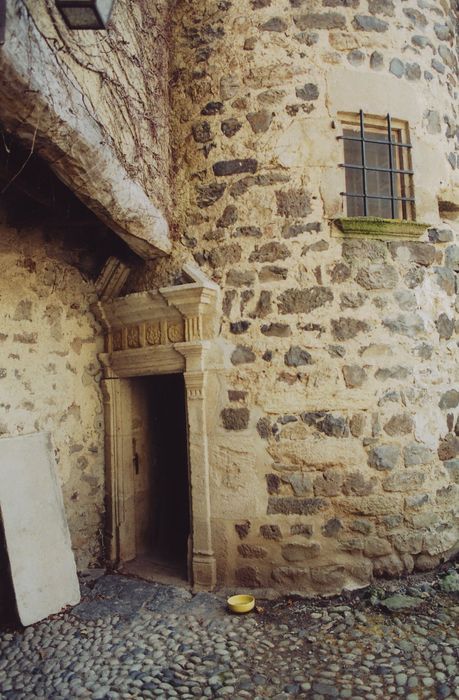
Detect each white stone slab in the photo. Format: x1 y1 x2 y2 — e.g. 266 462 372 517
0 432 80 626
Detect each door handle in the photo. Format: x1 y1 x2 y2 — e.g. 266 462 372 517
132 438 140 474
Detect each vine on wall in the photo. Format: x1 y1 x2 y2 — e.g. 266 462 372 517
22 0 172 215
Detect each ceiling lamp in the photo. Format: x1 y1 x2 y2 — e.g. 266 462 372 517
56 0 115 30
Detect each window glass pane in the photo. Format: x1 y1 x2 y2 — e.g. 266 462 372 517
367 197 392 218
394 176 415 220
346 196 364 216
344 168 363 196
367 170 391 198
393 144 408 170
343 129 362 166
393 171 405 217
404 199 415 220
365 139 390 169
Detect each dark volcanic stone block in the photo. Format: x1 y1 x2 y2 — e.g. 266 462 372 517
213 159 258 177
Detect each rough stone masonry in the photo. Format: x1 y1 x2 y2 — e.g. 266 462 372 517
140 0 458 594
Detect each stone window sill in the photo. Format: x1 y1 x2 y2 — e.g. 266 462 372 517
332 217 429 240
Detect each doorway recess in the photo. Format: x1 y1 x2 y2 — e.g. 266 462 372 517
123 373 191 585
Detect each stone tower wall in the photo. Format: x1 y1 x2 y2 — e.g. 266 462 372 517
160 0 459 593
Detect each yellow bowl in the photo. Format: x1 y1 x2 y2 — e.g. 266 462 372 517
227 594 255 614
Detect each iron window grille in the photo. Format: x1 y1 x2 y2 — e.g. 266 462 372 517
338 110 415 220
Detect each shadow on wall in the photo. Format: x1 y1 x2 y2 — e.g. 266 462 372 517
0 131 138 280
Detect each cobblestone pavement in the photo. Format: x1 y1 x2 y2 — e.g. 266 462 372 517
0 567 458 700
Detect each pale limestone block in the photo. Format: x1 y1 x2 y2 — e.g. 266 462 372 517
210 439 264 518
328 31 360 51
414 408 447 450
320 166 346 219
244 63 305 89
269 119 339 170
255 367 375 414
360 344 395 360
337 495 404 516
413 141 449 221
415 275 455 325
269 120 311 169
326 67 421 124
268 436 368 471
423 528 459 557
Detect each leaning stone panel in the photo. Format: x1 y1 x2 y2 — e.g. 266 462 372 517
0 432 80 626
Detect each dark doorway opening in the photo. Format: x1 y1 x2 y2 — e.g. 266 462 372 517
0 518 19 628
126 373 190 584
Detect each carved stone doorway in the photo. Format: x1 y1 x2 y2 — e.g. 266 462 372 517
95 265 219 590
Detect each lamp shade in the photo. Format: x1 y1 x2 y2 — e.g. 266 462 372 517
56 0 115 29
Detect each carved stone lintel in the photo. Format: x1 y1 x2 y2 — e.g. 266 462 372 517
98 354 118 379
99 347 185 379
109 319 187 352
161 287 218 330
160 319 168 345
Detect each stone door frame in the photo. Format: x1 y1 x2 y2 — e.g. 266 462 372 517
94 264 219 590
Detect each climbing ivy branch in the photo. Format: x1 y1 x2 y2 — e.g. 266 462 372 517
1 121 39 195
19 0 171 209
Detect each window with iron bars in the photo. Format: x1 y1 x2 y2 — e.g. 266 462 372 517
339 111 415 221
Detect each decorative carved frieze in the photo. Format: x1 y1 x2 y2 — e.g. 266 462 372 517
108 319 185 352
168 323 184 343
96 262 219 361
187 387 203 399
112 330 123 352
184 371 206 400
127 325 140 349
185 316 202 342
146 323 161 346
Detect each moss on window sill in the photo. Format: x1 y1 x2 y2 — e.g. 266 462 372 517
332 217 429 240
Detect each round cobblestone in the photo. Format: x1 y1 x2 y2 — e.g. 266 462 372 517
0 570 457 699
